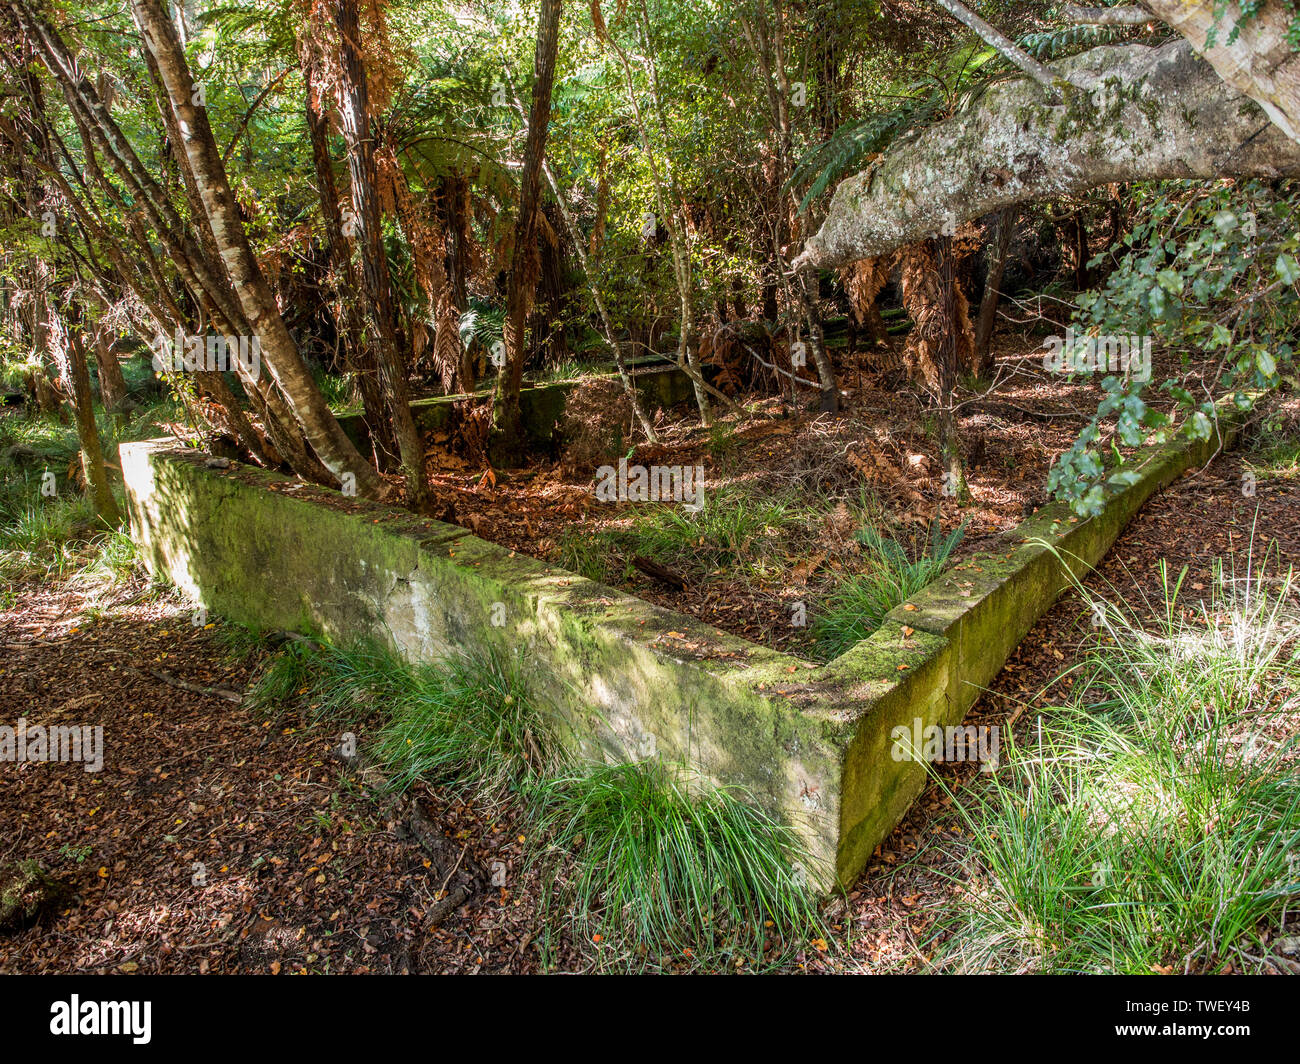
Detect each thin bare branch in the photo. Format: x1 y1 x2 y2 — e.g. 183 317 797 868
930 0 1073 94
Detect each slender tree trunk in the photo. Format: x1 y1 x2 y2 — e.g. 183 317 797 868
589 147 609 263
91 325 128 418
51 309 121 526
509 79 657 442
974 206 1015 374
1071 207 1090 290
32 363 62 417
742 0 838 413
128 0 383 498
330 0 427 501
604 5 740 424
813 0 849 140
301 35 394 467
934 236 966 501
494 0 562 455
30 282 63 418
1108 182 1126 245
18 66 65 423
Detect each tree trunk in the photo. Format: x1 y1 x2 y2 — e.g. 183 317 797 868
92 325 129 419
795 41 1300 269
1142 0 1300 145
932 237 966 502
51 311 121 526
494 0 562 456
129 0 384 498
742 0 838 413
331 0 427 500
516 86 657 442
23 136 62 419
974 206 1015 375
603 5 736 426
1071 207 1090 290
32 364 62 418
302 92 393 465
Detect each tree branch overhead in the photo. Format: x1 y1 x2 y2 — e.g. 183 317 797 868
794 41 1300 270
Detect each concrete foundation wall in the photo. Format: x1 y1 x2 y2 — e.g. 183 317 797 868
121 413 1235 888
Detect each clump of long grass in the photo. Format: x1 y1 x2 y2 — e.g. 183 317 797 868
812 517 966 659
620 485 802 574
312 369 361 414
531 760 827 970
73 527 139 589
1246 412 1300 481
556 525 619 585
249 639 562 803
932 539 1300 974
247 638 396 722
556 488 801 586
373 648 562 797
0 400 175 582
247 634 830 970
0 469 119 582
559 484 845 589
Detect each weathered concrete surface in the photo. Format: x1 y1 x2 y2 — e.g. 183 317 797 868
826 419 1239 882
121 411 1236 889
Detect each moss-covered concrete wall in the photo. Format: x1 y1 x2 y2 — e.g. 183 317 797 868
120 413 1236 889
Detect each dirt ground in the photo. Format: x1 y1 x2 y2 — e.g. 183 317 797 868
0 582 573 973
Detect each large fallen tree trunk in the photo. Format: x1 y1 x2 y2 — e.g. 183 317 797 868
1140 1 1300 144
794 40 1300 269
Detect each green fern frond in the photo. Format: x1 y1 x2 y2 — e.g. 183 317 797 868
198 2 300 60
1019 21 1150 61
788 93 946 215
788 58 1012 216
458 300 505 351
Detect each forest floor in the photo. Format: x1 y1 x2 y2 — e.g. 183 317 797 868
424 336 1218 656
2 396 1296 973
0 578 566 973
848 436 1300 973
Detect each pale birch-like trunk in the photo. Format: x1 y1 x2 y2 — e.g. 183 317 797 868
129 0 383 498
795 41 1300 269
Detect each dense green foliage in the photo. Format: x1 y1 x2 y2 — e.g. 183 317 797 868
1051 181 1300 516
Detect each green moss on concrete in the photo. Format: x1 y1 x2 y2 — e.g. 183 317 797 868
121 440 849 883
814 622 954 884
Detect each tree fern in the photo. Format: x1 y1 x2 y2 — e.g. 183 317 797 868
788 94 948 215
458 299 505 352
198 2 301 63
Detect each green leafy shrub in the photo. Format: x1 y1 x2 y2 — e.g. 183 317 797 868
1050 181 1300 516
